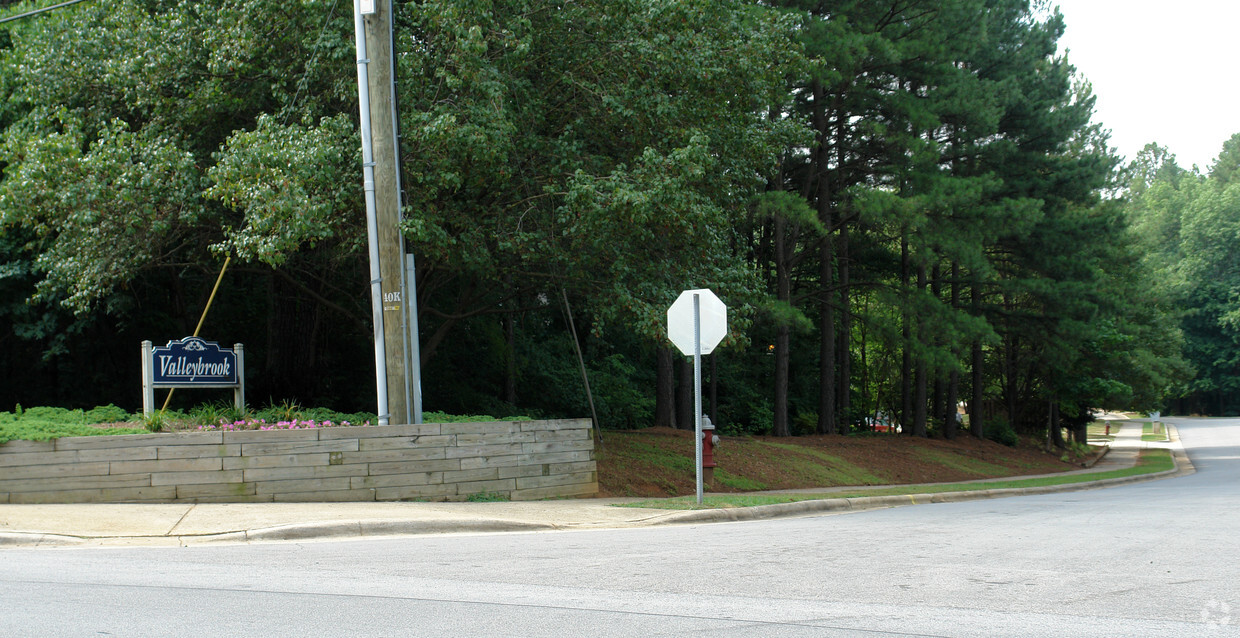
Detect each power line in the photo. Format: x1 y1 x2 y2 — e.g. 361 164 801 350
0 0 92 24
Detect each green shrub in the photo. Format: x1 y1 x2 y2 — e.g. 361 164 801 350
791 412 818 436
84 404 133 424
985 418 1019 447
720 399 773 436
19 406 79 421
304 409 377 426
422 411 530 423
189 400 245 425
587 354 654 430
142 411 168 432
0 403 535 442
0 405 148 443
253 399 305 423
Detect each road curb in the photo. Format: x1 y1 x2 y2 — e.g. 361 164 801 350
0 532 87 547
0 519 564 548
653 468 1182 526
231 519 559 544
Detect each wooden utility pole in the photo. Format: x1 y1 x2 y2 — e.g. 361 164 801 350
355 0 420 425
365 0 409 424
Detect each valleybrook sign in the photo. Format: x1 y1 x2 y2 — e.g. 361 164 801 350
141 338 246 417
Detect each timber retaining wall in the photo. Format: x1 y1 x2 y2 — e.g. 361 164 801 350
0 419 597 503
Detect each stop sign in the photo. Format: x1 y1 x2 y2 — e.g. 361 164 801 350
667 289 727 356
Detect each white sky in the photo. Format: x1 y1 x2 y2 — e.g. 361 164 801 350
1052 0 1240 172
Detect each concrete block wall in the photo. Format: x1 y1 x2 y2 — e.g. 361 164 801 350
0 419 597 504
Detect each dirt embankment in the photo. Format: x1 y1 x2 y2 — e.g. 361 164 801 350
595 427 1084 498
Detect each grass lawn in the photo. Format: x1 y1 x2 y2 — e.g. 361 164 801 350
1142 422 1169 442
618 448 1175 510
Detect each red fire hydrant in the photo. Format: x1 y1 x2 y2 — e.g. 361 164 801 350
702 415 719 487
1105 424 1110 436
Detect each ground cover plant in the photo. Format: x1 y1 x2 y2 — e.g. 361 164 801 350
0 405 148 443
0 403 530 443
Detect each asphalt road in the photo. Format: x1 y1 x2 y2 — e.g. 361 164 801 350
2 418 1238 637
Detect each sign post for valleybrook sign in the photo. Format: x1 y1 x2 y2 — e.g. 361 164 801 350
141 337 245 417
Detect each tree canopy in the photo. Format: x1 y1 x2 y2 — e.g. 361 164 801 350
0 0 1217 438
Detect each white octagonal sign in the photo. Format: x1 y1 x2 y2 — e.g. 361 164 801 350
667 289 727 356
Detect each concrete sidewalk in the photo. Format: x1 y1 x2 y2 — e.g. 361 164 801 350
0 421 1190 548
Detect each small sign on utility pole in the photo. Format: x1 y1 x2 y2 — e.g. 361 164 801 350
667 289 727 504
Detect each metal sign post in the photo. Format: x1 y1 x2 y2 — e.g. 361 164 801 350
693 293 703 504
667 289 727 505
352 0 389 424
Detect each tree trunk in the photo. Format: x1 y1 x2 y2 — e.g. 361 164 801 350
1073 422 1088 446
901 237 913 435
930 265 943 435
914 357 928 437
819 239 836 434
709 353 718 427
813 79 837 435
655 346 676 428
945 371 959 439
858 308 872 431
914 264 928 437
971 274 984 440
676 356 694 431
775 324 790 437
1000 293 1018 429
504 305 517 407
1005 340 1018 431
932 378 943 436
1048 401 1065 449
773 215 791 437
945 262 960 440
839 223 851 431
